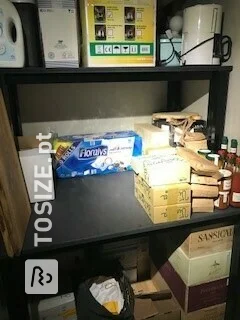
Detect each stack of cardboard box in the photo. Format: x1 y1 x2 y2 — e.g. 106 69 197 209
191 174 219 213
160 225 234 320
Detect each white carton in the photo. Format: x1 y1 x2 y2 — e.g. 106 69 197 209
38 0 79 68
19 148 55 203
38 293 76 320
169 247 232 286
132 155 190 186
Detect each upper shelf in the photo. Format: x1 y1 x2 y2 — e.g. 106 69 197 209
0 65 233 85
23 171 240 256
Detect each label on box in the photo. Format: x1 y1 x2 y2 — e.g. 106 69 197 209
82 0 156 66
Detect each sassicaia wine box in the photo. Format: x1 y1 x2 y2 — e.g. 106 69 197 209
160 261 228 313
181 225 234 258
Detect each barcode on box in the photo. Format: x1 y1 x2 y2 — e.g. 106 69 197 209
140 45 150 54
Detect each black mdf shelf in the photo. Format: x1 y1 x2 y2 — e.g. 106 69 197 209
23 171 240 255
0 65 233 84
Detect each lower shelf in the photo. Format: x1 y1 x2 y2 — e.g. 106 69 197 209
23 171 240 255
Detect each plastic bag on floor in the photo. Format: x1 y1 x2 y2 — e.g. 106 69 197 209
90 277 124 315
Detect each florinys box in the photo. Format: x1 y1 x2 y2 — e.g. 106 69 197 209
53 131 142 178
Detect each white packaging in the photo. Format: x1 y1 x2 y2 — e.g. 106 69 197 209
169 247 232 286
134 123 169 153
131 155 190 186
38 293 76 320
38 0 79 68
19 148 55 203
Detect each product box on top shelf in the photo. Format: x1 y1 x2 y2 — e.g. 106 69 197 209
168 246 231 286
53 131 142 178
135 187 191 224
160 261 228 313
134 174 191 206
181 225 234 258
132 155 191 186
38 0 80 68
80 0 156 67
181 303 226 320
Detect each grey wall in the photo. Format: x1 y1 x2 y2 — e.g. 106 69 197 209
19 82 167 124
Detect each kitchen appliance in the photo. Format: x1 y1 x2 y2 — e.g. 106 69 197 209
0 0 24 67
182 3 232 65
11 0 42 67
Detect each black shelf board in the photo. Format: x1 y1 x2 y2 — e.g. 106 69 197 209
23 171 240 256
1 65 233 84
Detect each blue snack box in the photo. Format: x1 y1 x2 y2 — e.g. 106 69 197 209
54 131 142 178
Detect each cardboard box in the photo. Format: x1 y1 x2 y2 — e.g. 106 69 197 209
80 0 156 67
191 174 218 186
135 174 191 206
169 247 231 286
38 293 76 320
181 225 234 258
192 199 214 213
135 187 191 224
132 265 171 299
132 155 191 186
134 298 181 320
134 123 169 152
160 261 228 313
133 265 180 320
38 0 79 68
191 184 219 198
181 303 226 320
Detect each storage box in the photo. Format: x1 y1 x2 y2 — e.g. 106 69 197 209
191 174 218 186
38 293 76 320
168 247 231 286
135 174 191 206
191 184 219 198
132 155 191 186
134 123 169 152
135 187 191 224
53 131 142 178
192 198 214 213
181 303 226 320
38 0 79 68
181 225 234 258
80 0 156 67
19 148 55 203
160 261 228 313
134 298 181 320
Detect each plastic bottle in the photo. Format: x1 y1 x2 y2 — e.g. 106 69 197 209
230 157 240 207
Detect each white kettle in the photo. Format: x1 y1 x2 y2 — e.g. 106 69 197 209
0 0 24 67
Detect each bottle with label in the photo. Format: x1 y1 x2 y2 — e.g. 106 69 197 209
228 139 238 167
218 136 228 168
230 157 240 207
226 153 236 172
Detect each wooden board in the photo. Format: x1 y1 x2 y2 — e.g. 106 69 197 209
0 89 31 256
152 112 202 121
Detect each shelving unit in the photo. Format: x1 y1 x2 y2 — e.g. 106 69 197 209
1 65 239 320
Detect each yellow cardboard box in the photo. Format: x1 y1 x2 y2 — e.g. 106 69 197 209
135 187 191 224
80 0 156 67
134 174 191 206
